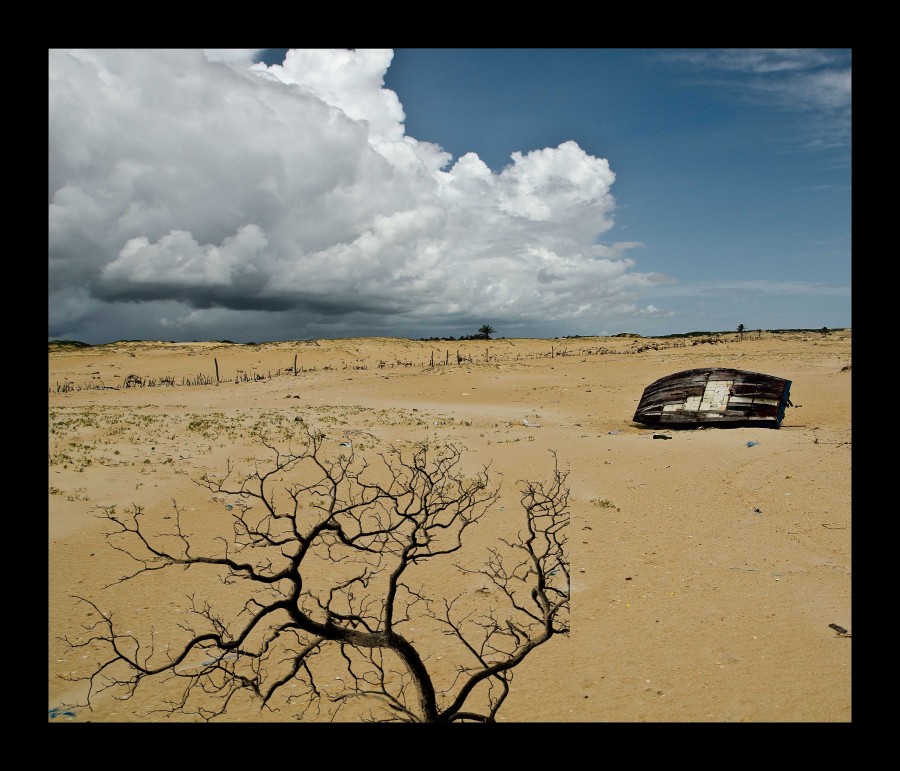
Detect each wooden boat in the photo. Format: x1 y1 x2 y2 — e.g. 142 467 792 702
632 368 792 428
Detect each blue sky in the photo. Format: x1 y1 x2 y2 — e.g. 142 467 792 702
49 49 851 344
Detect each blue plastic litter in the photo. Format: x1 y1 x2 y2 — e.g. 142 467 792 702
746 441 759 447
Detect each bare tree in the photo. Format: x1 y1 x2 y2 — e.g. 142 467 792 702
59 427 570 723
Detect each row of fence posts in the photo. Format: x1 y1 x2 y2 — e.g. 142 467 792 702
55 345 568 393
211 348 548 383
62 346 559 391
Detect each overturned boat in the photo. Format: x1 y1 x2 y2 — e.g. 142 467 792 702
633 368 792 428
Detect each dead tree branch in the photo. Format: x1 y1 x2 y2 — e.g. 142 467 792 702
59 429 570 722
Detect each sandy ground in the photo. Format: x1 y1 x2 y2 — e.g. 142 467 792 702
48 331 851 723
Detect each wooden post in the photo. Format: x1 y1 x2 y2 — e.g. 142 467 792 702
430 351 434 367
294 353 298 375
214 357 219 384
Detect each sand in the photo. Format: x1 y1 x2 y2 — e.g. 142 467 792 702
48 331 852 723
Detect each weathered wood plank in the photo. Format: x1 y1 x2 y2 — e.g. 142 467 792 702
633 368 792 428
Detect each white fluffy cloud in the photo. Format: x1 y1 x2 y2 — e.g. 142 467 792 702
49 48 661 342
103 225 266 287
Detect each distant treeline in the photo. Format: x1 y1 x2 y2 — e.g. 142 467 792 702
48 339 93 348
48 328 847 350
419 334 495 342
561 328 845 341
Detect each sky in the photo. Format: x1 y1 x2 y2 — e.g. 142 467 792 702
48 48 851 344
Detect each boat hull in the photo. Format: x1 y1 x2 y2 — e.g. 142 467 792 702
632 368 792 428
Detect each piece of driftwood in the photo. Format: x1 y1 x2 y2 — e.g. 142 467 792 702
632 368 792 428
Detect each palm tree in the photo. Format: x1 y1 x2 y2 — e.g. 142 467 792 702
478 324 495 339
737 324 746 342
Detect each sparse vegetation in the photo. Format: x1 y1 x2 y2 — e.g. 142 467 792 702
50 329 849 393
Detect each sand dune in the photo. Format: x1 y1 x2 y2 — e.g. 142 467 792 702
48 331 851 722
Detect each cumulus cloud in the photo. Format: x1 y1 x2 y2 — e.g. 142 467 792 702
104 225 267 287
49 48 659 343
